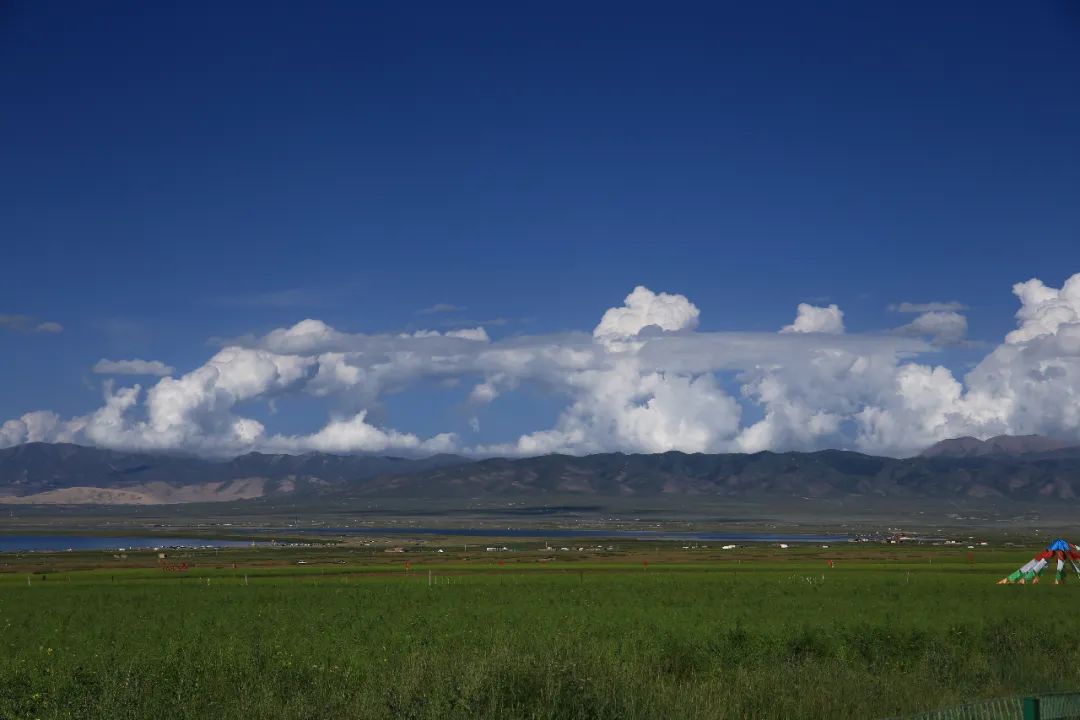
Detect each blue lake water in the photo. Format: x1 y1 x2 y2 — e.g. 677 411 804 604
288 527 849 543
0 529 849 552
0 535 263 553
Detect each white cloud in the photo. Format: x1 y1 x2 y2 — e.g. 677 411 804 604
8 274 1080 459
894 310 968 346
93 358 176 376
780 303 844 334
446 327 489 342
261 319 345 354
1006 276 1080 344
266 411 456 455
851 274 1080 454
403 327 489 342
482 364 743 456
469 372 515 404
594 286 699 341
1 411 70 446
35 321 63 334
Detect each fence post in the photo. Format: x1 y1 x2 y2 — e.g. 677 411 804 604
1023 696 1040 720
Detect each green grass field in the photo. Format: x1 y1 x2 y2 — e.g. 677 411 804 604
3 548 1080 719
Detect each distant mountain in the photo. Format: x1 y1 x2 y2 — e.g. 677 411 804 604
0 443 467 505
7 441 1080 505
921 434 1079 458
361 449 1080 501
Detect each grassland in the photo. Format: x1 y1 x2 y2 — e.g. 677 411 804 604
2 544 1080 719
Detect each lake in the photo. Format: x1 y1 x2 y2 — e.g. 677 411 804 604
0 535 264 553
287 527 849 543
0 529 849 552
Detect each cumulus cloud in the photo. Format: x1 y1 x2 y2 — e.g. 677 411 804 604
1 411 70 446
893 310 968 346
480 366 743 456
7 274 1080 459
0 315 63 334
594 286 699 341
1005 276 1080 344
93 358 176 376
266 411 456 455
468 372 515 404
780 304 844 334
852 274 1080 454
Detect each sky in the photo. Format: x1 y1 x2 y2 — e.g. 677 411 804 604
2 1 1080 458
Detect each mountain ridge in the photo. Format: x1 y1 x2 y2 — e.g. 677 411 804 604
0 443 468 504
6 438 1080 504
920 434 1077 458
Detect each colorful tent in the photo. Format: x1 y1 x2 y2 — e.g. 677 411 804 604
998 539 1080 585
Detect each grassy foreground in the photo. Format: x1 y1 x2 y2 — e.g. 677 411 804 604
2 554 1080 719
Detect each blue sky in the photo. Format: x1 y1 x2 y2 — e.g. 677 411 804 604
2 1 1080 456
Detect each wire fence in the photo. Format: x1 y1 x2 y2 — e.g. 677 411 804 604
883 693 1080 720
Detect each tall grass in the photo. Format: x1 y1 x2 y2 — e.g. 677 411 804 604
2 567 1078 719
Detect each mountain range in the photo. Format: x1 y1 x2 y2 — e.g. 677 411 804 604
6 433 1080 507
3 435 1080 505
0 443 464 505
